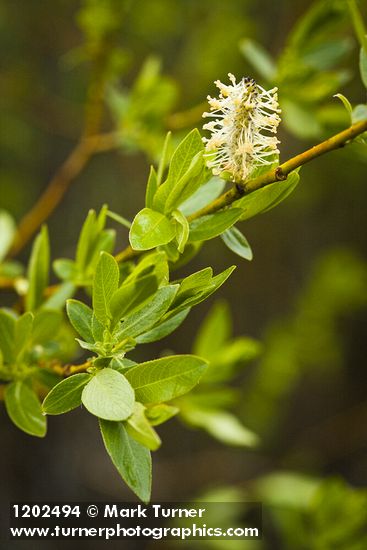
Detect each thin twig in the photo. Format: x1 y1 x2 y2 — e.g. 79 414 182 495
51 360 92 377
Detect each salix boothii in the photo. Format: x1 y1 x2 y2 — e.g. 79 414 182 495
202 74 281 182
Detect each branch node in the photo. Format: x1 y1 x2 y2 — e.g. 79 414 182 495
235 183 246 197
275 167 287 181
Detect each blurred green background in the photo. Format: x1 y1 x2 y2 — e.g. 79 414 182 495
1 0 367 548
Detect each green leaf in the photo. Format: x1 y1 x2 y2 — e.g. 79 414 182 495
0 309 16 363
73 206 116 279
5 381 46 437
334 93 353 118
157 131 172 185
145 166 158 209
256 472 319 509
32 310 62 344
88 229 116 271
67 299 94 343
14 312 33 358
26 226 50 311
76 210 98 271
282 100 322 138
0 260 23 278
360 48 367 88
129 208 176 251
167 129 203 186
161 241 180 263
170 266 235 314
125 355 207 404
124 251 168 287
92 252 120 325
0 210 16 262
194 301 231 358
109 274 158 327
172 210 189 253
221 227 253 260
125 402 161 451
99 419 152 503
53 259 77 281
235 171 300 221
188 209 243 242
43 281 76 310
164 151 206 212
180 388 237 409
239 38 276 81
96 204 109 232
195 265 235 302
82 368 135 421
145 403 179 426
153 129 204 211
181 407 259 447
179 177 226 217
135 308 190 344
91 313 105 342
352 103 367 124
174 268 213 302
106 210 131 229
76 339 100 353
110 357 137 372
117 285 178 339
42 373 92 415
200 337 261 385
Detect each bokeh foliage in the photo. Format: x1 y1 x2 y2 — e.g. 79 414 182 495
0 0 367 547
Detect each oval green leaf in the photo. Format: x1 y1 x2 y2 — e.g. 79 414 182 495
188 209 243 242
129 208 176 251
125 355 208 404
82 368 135 421
66 299 94 343
220 226 253 260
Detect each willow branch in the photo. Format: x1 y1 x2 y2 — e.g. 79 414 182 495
9 36 118 257
115 119 367 262
189 118 367 220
